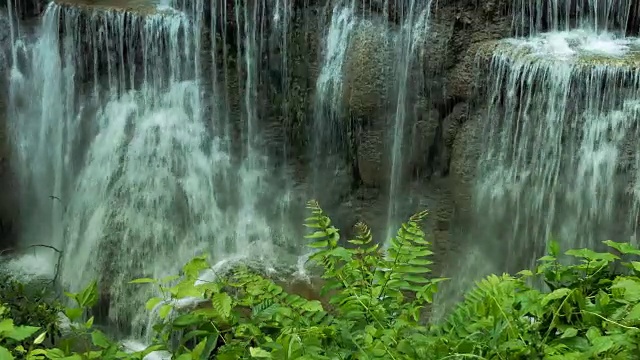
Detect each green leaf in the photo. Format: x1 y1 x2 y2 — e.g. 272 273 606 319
65 307 83 322
0 346 13 360
158 304 173 319
591 335 614 354
7 325 40 341
91 330 111 348
308 240 329 248
612 278 640 302
0 319 14 334
301 300 323 312
33 331 47 345
145 297 164 311
78 281 98 308
542 288 572 305
129 278 157 284
212 293 233 319
603 240 640 255
565 248 618 261
626 303 640 322
305 231 328 239
249 347 272 358
561 327 578 339
517 269 533 277
172 314 201 328
548 240 560 257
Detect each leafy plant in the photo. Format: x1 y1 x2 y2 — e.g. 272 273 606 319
2 200 640 360
0 274 62 347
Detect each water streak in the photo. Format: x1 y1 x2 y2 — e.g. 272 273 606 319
513 0 634 35
9 2 299 337
311 2 356 195
385 0 432 243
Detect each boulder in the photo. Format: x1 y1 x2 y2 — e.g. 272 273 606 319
343 20 393 124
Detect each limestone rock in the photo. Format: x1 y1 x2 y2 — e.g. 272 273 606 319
357 129 385 187
409 100 441 177
343 20 393 123
445 40 499 101
442 102 468 148
449 113 484 221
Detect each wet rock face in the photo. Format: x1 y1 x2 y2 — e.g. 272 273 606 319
343 20 393 125
12 0 45 18
0 10 17 251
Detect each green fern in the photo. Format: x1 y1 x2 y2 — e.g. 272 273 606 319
375 210 441 306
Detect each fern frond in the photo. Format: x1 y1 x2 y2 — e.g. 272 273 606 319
437 274 527 344
349 222 373 246
379 210 434 297
227 266 335 326
305 200 340 251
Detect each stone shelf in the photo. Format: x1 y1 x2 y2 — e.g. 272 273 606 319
53 0 174 15
493 30 640 69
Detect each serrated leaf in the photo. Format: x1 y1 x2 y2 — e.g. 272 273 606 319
301 300 323 312
212 293 233 319
591 335 614 354
305 231 328 239
542 288 572 305
249 347 272 358
625 303 640 322
603 240 640 255
612 278 640 302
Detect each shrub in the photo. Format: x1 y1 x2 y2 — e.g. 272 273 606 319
1 200 640 359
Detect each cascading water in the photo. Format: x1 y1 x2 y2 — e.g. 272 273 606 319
432 1 640 317
466 1 640 273
385 0 432 243
477 36 640 271
311 1 355 197
513 0 634 35
8 0 300 337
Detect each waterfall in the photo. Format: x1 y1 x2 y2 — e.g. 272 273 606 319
385 0 432 243
311 1 355 198
8 1 300 336
471 1 640 272
513 0 634 35
477 37 640 271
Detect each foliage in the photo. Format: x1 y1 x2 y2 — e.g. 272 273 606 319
2 200 640 359
0 274 62 347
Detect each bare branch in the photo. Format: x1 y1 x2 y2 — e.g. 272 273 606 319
0 244 64 285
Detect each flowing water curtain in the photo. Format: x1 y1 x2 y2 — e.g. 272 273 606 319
385 0 432 244
511 0 634 35
475 38 640 272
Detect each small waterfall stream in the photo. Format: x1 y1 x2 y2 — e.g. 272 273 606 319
7 0 301 337
311 1 355 197
385 0 432 243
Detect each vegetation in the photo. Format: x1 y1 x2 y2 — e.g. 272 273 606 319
2 200 640 359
